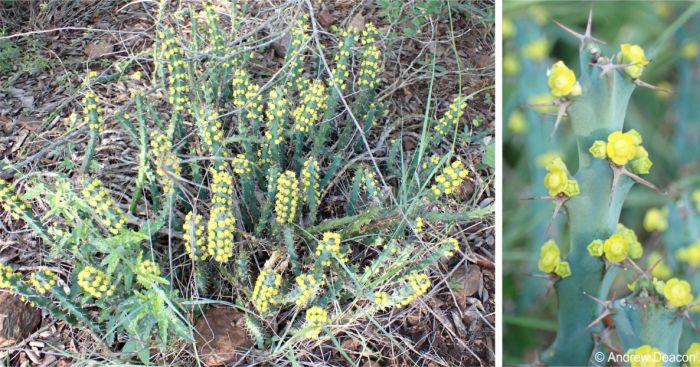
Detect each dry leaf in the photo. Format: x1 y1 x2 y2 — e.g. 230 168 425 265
84 42 113 59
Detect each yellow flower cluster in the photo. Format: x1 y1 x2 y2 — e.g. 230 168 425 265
183 211 207 261
373 291 390 308
196 109 225 154
29 269 58 294
301 157 320 204
414 217 424 233
397 273 431 307
201 0 227 60
265 88 289 145
0 264 18 289
158 28 189 113
210 166 234 206
82 90 103 133
421 154 441 170
330 28 357 93
232 69 263 113
591 130 652 173
315 232 350 266
251 269 282 313
232 154 252 175
537 240 571 278
620 43 650 79
150 131 181 195
358 23 381 90
643 207 668 232
443 238 460 257
677 242 700 267
543 157 579 197
206 205 235 262
360 168 380 196
286 16 308 91
435 98 467 137
587 224 643 263
687 344 700 367
431 160 469 196
693 190 700 212
547 61 582 97
663 278 693 308
292 80 327 133
82 179 127 235
275 171 300 224
138 260 161 277
77 266 115 299
294 273 323 305
503 54 520 77
304 306 328 338
626 345 662 367
0 178 30 220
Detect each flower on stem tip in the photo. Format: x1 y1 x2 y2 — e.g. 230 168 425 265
663 278 693 308
620 43 650 79
547 61 581 97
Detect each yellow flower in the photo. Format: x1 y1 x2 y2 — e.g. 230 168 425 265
537 240 560 273
620 43 650 79
606 131 638 165
523 39 549 61
507 110 527 134
687 343 700 367
616 224 643 260
502 17 516 39
543 158 578 197
304 306 328 338
275 171 300 224
554 261 571 278
694 189 700 212
29 270 58 294
631 157 653 175
0 265 19 289
77 266 114 299
603 234 628 263
677 242 700 267
643 208 668 232
547 61 581 97
589 140 607 159
587 240 604 257
503 54 520 76
682 41 699 60
626 345 662 367
374 291 390 308
663 278 693 307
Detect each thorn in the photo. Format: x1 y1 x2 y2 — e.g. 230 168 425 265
547 197 568 237
520 195 558 201
583 291 610 308
634 78 674 94
587 309 612 329
549 101 571 140
624 258 647 278
620 165 664 193
593 61 633 77
553 5 605 50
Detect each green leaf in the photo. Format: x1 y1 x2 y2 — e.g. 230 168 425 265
483 140 495 168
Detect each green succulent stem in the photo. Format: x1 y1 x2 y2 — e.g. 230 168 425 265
542 45 638 366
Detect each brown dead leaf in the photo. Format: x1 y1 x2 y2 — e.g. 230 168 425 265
194 307 253 367
84 42 113 59
0 293 43 347
348 12 365 32
452 265 481 308
318 10 335 28
16 116 42 131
